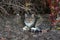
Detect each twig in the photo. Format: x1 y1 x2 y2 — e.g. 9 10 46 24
0 6 9 15
3 3 27 10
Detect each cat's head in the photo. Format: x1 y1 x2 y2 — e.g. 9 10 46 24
25 13 35 23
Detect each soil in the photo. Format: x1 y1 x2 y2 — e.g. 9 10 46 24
0 14 60 40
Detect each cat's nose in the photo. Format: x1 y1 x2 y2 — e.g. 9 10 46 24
29 19 32 21
29 19 31 22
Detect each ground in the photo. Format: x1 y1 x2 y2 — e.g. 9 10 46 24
0 14 60 40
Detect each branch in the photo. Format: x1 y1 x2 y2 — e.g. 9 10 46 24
0 6 9 15
3 3 26 10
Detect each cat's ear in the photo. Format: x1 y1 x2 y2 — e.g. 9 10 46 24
25 14 27 17
32 14 34 17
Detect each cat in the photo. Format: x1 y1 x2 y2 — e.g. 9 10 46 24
23 13 51 33
23 13 35 31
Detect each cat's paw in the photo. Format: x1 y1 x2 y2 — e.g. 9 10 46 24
23 26 29 31
31 27 40 32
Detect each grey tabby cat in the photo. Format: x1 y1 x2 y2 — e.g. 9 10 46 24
23 13 43 32
23 13 51 33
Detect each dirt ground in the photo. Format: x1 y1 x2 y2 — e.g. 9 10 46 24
0 14 60 40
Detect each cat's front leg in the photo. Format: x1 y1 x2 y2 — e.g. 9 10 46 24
31 27 41 32
23 26 30 31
